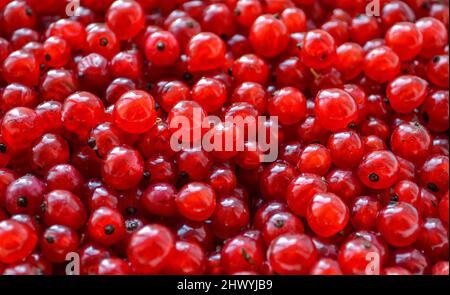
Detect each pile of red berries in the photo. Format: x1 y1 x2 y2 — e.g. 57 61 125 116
0 0 449 275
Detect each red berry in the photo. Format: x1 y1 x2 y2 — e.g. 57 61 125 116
300 29 336 69
186 32 226 72
364 46 401 83
88 206 125 246
387 75 428 114
176 182 216 221
268 87 307 126
127 224 174 274
357 150 399 189
377 201 421 247
315 88 358 131
145 31 180 67
113 90 157 134
0 219 37 264
221 234 264 274
267 234 317 274
40 225 78 263
106 0 145 40
307 192 349 238
102 146 144 190
249 14 289 58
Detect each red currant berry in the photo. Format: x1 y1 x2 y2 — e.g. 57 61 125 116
267 234 317 274
0 219 37 264
377 201 421 247
357 150 399 189
307 192 349 238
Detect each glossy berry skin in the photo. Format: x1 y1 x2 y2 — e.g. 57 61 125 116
377 201 421 247
393 180 420 208
419 90 449 132
267 234 317 275
110 50 142 81
334 42 364 81
211 196 249 239
45 164 83 194
387 75 428 114
315 88 358 131
307 192 349 238
231 54 269 85
177 148 212 181
39 70 79 103
263 212 304 245
0 219 37 264
154 80 190 113
62 92 105 141
208 166 236 195
106 0 145 40
260 161 296 201
89 122 125 157
327 130 364 169
390 247 429 275
186 33 226 72
439 192 449 224
364 46 401 83
31 133 70 172
297 144 331 176
96 258 131 275
1 1 37 36
168 100 207 144
192 77 227 113
350 196 381 231
145 31 180 67
390 122 431 164
415 218 449 262
357 150 399 189
338 237 382 275
0 83 37 113
43 190 87 230
1 107 43 151
268 87 307 126
127 224 174 274
221 235 264 274
385 22 423 61
141 183 177 217
0 169 17 206
40 225 78 263
5 174 45 215
88 207 125 246
85 24 119 60
415 17 448 59
249 14 289 58
35 101 63 134
309 258 343 275
113 90 157 134
176 182 216 221
102 146 144 190
326 169 362 205
427 55 449 89
1 50 40 86
350 14 381 46
300 29 336 70
43 36 70 68
431 261 449 276
419 155 449 194
286 173 327 217
164 241 206 275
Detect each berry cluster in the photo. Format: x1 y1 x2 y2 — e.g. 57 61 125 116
0 0 449 275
